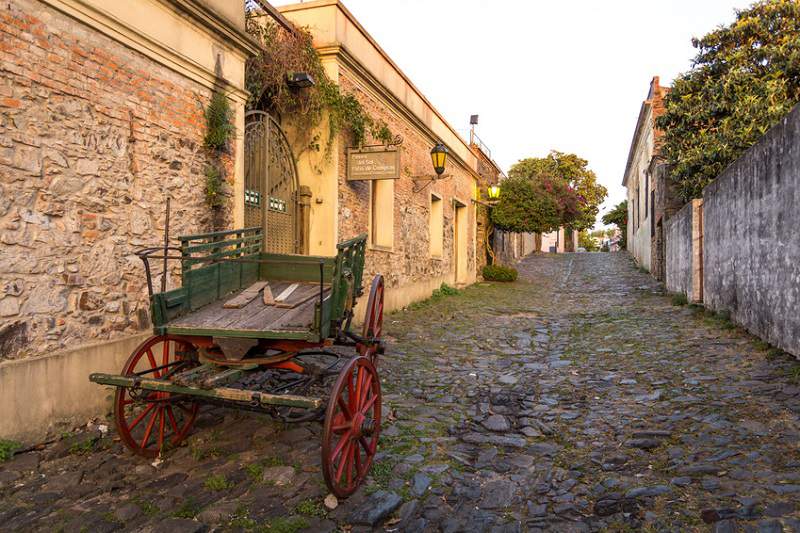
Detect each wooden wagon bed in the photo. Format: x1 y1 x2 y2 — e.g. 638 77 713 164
166 281 331 334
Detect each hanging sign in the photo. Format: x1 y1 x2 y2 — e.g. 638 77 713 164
347 147 400 181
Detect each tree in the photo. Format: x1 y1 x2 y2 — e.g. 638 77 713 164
508 151 607 231
490 176 564 234
578 230 599 252
657 0 800 201
602 200 627 250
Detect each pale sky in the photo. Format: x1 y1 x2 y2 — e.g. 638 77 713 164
272 0 750 228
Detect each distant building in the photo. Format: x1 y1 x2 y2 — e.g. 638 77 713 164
621 76 680 278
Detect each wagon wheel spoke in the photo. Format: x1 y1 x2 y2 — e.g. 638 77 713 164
165 406 180 436
346 442 355 487
115 336 199 459
360 393 377 415
359 373 373 408
337 397 352 419
359 436 372 455
145 349 159 378
335 440 353 483
140 407 159 449
323 355 382 498
331 430 352 460
354 366 365 410
128 403 157 431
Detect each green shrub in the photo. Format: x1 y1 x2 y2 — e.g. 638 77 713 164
482 264 518 282
0 439 20 462
432 283 460 297
671 293 688 306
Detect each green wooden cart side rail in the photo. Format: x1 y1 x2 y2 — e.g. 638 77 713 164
330 234 367 325
89 373 322 409
179 226 263 242
148 228 368 339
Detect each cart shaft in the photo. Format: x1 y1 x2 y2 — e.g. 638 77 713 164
89 373 322 409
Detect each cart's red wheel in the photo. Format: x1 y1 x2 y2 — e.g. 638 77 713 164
359 274 384 363
321 356 381 498
114 335 199 458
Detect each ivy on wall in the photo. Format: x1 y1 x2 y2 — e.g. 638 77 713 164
203 91 233 208
244 12 393 156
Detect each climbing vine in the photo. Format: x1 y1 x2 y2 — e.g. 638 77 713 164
244 10 393 155
203 91 233 208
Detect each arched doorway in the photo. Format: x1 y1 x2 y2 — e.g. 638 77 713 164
244 110 304 254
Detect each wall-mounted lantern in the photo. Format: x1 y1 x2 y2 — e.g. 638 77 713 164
487 184 501 201
286 72 315 89
413 142 451 193
430 143 448 176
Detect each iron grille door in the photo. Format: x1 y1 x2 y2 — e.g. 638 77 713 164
244 111 300 254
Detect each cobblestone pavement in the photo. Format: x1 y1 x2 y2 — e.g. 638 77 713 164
3 253 800 532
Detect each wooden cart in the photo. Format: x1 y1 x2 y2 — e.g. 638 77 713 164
90 228 384 498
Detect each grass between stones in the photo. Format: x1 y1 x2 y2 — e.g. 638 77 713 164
204 474 233 491
228 505 309 533
172 497 202 519
133 496 159 517
294 498 325 517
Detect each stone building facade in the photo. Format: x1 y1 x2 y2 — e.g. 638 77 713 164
621 76 679 278
0 0 256 439
279 0 481 311
470 136 502 271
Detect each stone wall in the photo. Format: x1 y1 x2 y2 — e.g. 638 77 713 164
702 103 800 357
471 143 501 272
335 70 477 293
0 0 233 361
664 200 693 298
494 230 537 264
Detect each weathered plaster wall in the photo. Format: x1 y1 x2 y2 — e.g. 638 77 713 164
0 333 148 441
623 77 670 274
0 0 242 362
702 104 800 357
665 200 693 298
336 71 477 296
280 0 480 314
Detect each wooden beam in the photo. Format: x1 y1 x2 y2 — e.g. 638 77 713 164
223 281 268 308
274 283 299 303
89 373 322 409
262 282 274 305
251 0 298 36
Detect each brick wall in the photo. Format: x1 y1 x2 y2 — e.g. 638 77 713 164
0 0 232 360
336 70 476 291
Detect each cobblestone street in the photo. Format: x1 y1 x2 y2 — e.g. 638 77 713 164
3 252 800 532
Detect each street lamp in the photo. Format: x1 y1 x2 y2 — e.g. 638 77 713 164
413 142 450 193
487 184 500 200
430 143 448 176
